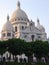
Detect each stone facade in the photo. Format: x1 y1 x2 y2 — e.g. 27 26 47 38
1 1 47 42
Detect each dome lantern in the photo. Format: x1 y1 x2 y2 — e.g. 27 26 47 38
37 17 40 25
17 0 20 9
7 15 9 21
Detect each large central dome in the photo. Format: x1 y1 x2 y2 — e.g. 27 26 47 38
10 1 28 21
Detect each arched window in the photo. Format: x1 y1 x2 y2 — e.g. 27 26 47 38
38 36 41 38
21 18 23 20
22 26 24 30
18 18 20 20
15 26 17 32
7 33 11 36
31 35 34 41
2 33 5 37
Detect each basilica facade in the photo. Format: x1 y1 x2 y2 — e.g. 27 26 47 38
1 1 47 42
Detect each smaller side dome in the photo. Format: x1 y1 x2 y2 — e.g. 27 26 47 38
37 18 45 32
37 25 45 32
1 15 14 32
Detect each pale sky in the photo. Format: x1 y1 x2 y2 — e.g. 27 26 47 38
0 0 49 38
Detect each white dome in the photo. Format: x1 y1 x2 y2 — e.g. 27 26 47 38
37 24 45 32
37 25 45 30
2 16 14 32
10 1 28 21
37 18 45 32
11 9 28 20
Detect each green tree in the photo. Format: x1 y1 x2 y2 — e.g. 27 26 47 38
24 42 33 63
7 38 25 61
32 40 49 63
0 41 7 61
42 41 49 63
33 40 44 62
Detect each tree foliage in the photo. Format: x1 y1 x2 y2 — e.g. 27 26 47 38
0 39 49 63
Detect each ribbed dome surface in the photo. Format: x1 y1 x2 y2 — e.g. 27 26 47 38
37 18 45 32
11 8 28 20
37 24 45 32
2 21 14 32
10 1 28 21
